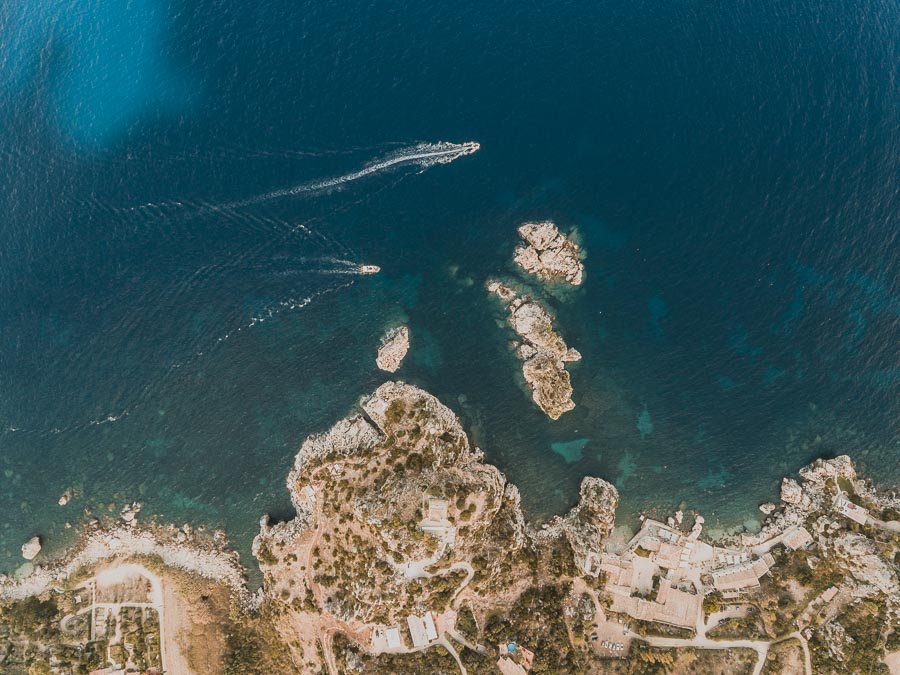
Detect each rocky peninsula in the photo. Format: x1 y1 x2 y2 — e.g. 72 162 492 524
375 325 410 372
487 280 581 419
513 221 584 286
2 382 898 674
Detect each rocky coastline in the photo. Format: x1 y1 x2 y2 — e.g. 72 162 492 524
3 379 897 674
0 509 251 606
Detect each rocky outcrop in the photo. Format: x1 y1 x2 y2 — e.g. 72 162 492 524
487 281 581 419
829 533 899 599
559 477 619 572
780 478 805 506
375 325 410 373
513 221 584 286
21 536 41 561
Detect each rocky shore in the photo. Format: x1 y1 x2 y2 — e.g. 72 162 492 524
513 221 584 286
0 510 250 606
737 455 900 602
375 325 410 372
3 376 898 673
487 280 581 419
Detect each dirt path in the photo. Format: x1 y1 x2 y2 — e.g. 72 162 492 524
160 576 194 675
788 631 813 675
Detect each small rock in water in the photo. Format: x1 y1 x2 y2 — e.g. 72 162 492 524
21 535 41 560
376 325 410 373
58 489 72 506
120 502 141 525
759 502 776 515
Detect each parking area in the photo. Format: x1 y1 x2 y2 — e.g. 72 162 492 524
587 609 633 658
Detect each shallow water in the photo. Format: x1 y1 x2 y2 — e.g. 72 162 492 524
0 0 897 572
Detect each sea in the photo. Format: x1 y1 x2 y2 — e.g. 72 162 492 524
0 0 897 574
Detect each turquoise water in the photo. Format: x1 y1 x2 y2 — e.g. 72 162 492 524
1 0 898 572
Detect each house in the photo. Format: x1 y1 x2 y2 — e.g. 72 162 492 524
406 612 438 648
385 627 402 649
407 615 429 648
496 643 535 674
712 553 774 593
820 586 839 604
782 527 814 551
424 611 438 641
834 495 868 525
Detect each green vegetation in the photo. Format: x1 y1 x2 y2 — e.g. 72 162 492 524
707 613 767 640
456 603 478 640
482 583 590 672
333 632 459 673
761 638 804 675
222 610 294 675
702 591 721 616
809 595 890 674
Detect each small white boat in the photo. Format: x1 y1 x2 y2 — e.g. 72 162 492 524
359 264 381 274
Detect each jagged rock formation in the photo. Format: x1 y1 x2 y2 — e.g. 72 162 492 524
375 325 410 372
21 536 41 561
513 221 584 286
557 477 619 573
742 455 899 607
487 281 581 419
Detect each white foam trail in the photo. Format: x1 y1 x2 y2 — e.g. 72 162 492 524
89 411 129 426
219 140 480 210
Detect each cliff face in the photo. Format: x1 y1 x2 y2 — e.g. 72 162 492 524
487 281 581 419
559 477 620 573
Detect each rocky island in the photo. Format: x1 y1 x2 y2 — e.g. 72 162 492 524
1 383 898 674
376 325 411 373
513 221 584 286
487 281 581 419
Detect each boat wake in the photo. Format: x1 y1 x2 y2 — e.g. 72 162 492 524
208 140 479 211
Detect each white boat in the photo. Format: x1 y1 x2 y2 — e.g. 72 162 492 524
359 264 381 274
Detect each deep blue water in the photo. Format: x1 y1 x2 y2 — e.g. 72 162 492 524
1 0 898 572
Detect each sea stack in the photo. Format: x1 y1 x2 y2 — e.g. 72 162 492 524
376 325 410 373
487 281 580 419
513 221 584 286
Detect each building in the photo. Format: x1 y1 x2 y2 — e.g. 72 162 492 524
407 615 429 648
711 553 775 593
820 586 839 604
385 627 402 649
496 643 535 674
782 527 814 551
406 612 437 648
608 586 701 629
426 499 449 521
424 611 438 641
834 495 868 525
599 554 634 587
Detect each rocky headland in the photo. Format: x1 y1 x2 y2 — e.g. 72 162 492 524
375 325 410 372
513 220 584 286
487 280 581 419
3 381 898 674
